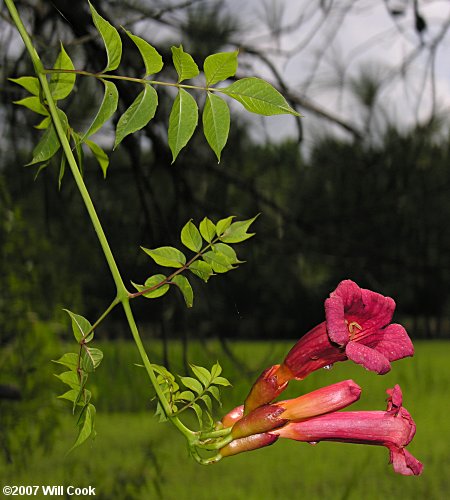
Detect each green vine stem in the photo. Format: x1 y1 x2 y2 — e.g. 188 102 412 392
4 0 194 443
42 67 231 95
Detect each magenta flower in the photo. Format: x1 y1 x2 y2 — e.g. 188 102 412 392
244 280 414 413
273 385 423 476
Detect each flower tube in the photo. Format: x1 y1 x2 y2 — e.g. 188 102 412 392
225 380 361 439
273 385 423 476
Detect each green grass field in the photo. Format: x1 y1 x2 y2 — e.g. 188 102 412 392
1 340 449 499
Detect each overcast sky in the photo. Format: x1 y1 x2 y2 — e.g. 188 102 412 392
223 0 450 144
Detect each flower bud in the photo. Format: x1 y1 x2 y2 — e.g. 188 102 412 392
219 433 278 458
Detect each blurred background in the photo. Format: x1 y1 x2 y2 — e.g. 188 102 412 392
1 1 449 498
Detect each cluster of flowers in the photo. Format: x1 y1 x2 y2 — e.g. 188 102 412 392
218 280 423 476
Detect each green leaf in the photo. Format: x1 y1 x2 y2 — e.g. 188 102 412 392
181 220 202 252
54 371 80 390
82 347 103 373
85 139 109 178
143 274 170 297
202 93 230 162
188 260 213 282
200 393 213 413
60 389 91 408
219 214 258 243
131 274 169 298
14 96 48 116
53 353 79 372
220 77 300 116
171 45 199 82
141 246 186 268
213 243 242 264
180 376 203 394
69 403 96 452
172 275 194 308
213 376 232 387
190 364 211 387
26 122 60 165
114 85 158 149
216 216 234 237
210 361 222 379
58 152 66 189
176 390 195 402
191 403 203 426
9 76 40 95
72 131 84 175
208 385 221 405
204 51 238 86
168 89 198 163
82 79 119 139
33 163 49 179
49 43 75 100
64 309 94 343
152 364 176 381
199 217 216 243
125 30 163 76
34 116 52 130
202 250 233 274
89 1 122 71
58 389 80 403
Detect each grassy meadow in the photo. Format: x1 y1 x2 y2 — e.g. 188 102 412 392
1 340 448 499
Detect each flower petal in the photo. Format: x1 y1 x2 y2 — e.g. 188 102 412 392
390 447 424 476
333 279 364 315
373 323 414 362
345 341 391 374
359 288 396 329
386 384 403 413
325 295 348 345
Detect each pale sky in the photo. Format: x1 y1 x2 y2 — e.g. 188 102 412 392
225 0 450 145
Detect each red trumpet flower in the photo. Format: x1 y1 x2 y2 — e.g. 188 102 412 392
244 280 414 413
273 385 423 476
